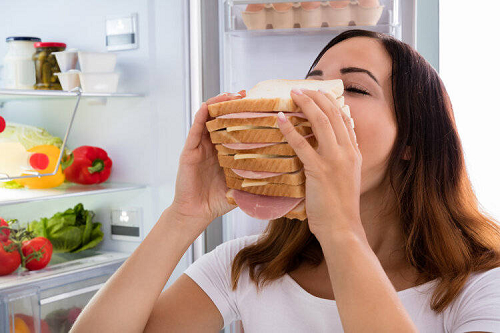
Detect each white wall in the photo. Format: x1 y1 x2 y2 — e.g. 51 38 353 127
0 0 192 288
439 0 500 221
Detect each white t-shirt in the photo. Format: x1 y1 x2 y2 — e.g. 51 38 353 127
183 234 500 333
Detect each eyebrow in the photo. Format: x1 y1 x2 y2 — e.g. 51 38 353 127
306 67 381 87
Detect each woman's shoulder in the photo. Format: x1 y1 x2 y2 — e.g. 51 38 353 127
214 234 262 257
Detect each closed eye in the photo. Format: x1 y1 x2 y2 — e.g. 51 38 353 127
345 86 369 95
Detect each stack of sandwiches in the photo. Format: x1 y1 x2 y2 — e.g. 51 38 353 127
206 79 350 221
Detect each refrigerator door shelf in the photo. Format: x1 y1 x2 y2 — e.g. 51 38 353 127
227 0 397 32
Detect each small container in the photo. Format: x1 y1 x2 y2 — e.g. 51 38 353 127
33 42 66 90
3 36 41 90
53 49 78 72
270 3 294 29
351 5 384 26
78 51 117 73
55 70 81 91
79 72 120 93
299 2 323 28
323 2 351 27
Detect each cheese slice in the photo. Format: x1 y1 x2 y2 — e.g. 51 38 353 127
241 179 270 187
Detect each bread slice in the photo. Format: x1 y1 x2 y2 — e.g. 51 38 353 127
223 168 305 185
226 190 307 220
208 79 344 117
210 126 312 144
206 115 308 132
215 136 317 156
218 154 302 173
225 175 305 198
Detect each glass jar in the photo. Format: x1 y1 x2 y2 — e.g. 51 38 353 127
3 36 41 89
33 42 66 90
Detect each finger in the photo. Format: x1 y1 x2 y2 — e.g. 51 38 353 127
185 102 209 150
206 91 245 105
290 88 337 148
276 111 319 164
302 89 351 147
321 92 359 152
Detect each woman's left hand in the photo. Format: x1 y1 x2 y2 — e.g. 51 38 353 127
277 88 364 240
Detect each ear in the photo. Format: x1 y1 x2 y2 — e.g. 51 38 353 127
402 146 411 160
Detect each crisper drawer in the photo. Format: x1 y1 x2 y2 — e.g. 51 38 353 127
0 254 126 333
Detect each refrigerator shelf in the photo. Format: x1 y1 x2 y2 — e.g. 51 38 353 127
226 22 398 37
0 89 144 103
0 182 147 206
0 250 129 291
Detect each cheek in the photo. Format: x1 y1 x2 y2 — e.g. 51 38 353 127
351 107 397 171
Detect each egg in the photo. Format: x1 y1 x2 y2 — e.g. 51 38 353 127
272 2 293 11
301 1 321 10
358 0 380 7
329 1 350 9
245 3 266 12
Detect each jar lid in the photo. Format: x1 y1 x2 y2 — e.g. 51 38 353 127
6 36 41 42
34 42 67 48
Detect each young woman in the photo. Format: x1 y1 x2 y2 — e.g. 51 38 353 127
71 30 500 333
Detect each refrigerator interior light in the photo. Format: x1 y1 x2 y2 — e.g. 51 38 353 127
111 207 143 241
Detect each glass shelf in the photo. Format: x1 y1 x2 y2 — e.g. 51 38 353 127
0 250 129 290
0 182 147 206
0 89 143 102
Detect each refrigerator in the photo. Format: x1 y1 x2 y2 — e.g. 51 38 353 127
0 0 437 332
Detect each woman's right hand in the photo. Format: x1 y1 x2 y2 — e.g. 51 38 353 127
169 92 245 235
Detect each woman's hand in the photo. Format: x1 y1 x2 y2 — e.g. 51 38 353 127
277 88 364 240
170 92 245 235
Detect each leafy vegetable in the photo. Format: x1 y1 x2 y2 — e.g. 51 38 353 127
27 204 103 253
0 122 63 150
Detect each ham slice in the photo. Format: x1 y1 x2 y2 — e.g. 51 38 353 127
222 133 314 150
217 112 307 119
231 168 286 179
231 189 304 220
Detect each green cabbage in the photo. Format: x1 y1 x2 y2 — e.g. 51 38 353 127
0 122 63 150
27 203 104 253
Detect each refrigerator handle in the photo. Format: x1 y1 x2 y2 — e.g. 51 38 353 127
188 0 206 262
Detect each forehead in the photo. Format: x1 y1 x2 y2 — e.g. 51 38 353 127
314 37 392 84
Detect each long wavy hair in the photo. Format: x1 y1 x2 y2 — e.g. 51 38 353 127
230 29 500 313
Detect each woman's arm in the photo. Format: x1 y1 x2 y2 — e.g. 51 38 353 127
70 207 203 333
318 227 419 333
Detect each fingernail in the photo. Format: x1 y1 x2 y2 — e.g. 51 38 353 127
227 92 241 97
291 88 303 95
277 111 287 123
318 88 329 95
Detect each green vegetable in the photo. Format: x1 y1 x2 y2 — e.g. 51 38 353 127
0 122 63 150
27 204 104 253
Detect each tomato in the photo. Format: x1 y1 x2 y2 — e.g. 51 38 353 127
0 240 21 276
0 217 10 242
21 237 53 271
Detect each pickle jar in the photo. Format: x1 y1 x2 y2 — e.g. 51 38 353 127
33 42 66 90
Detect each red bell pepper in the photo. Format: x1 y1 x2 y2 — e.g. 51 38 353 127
63 146 113 185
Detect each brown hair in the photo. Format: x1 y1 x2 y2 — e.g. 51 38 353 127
230 29 500 313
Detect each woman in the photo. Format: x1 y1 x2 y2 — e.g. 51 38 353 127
71 30 500 332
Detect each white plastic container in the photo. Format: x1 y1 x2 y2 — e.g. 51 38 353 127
78 51 117 73
55 70 81 91
79 72 119 93
53 49 78 72
2 36 40 89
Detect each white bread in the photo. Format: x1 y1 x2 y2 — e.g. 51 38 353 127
208 79 344 117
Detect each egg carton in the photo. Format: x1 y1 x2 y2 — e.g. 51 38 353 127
241 1 384 30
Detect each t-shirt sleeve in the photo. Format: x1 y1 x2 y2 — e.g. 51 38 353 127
183 235 258 329
449 267 500 333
